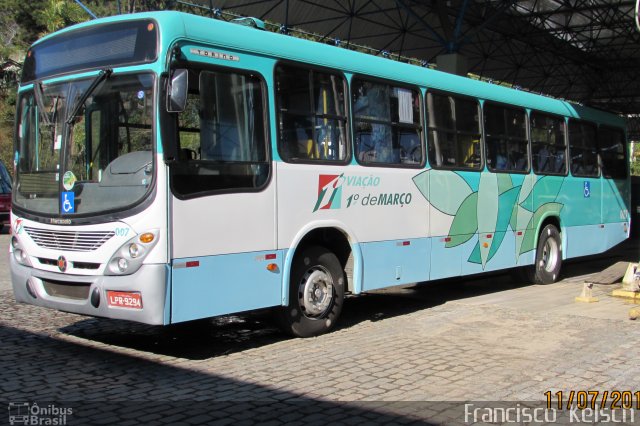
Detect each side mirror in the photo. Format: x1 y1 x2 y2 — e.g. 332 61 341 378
167 69 188 113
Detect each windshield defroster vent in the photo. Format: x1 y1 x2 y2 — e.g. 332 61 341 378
24 227 115 252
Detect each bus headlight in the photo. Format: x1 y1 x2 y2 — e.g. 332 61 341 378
106 230 159 275
128 243 140 258
11 236 32 267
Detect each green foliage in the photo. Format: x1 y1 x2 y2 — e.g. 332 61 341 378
37 0 89 33
632 142 640 176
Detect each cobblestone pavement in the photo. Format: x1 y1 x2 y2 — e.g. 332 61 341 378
1 232 639 425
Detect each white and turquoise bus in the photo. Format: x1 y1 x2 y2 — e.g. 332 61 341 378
11 11 630 337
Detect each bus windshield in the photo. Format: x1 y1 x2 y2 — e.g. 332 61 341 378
14 73 154 217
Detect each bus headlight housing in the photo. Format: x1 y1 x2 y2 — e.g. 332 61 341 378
11 236 32 267
106 230 159 275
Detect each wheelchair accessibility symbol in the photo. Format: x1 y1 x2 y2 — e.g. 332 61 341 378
583 181 591 198
61 191 75 214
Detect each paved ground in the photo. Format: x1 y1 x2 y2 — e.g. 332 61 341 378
1 232 639 425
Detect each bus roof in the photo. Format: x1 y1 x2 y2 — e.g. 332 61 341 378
36 11 625 128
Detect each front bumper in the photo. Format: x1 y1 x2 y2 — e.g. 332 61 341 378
11 258 169 325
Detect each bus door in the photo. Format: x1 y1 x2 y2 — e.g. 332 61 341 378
599 127 630 249
167 48 281 323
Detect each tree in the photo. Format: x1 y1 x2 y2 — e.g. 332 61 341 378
36 0 89 34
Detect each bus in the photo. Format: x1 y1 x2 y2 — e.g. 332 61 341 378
10 11 630 338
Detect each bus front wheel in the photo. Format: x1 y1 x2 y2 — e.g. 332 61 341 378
278 246 344 338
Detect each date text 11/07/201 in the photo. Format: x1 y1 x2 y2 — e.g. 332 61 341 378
544 390 640 410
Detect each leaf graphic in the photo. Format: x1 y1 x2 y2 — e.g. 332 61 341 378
514 205 534 260
518 174 536 211
509 200 518 232
487 186 520 261
477 173 499 267
497 187 520 232
468 241 482 264
425 170 473 215
477 173 499 233
445 192 478 248
412 170 429 201
497 173 513 195
519 202 564 256
522 176 564 211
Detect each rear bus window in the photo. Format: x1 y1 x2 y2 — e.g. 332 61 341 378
426 92 481 170
352 78 423 166
598 126 627 179
531 112 566 175
275 64 348 163
568 120 598 177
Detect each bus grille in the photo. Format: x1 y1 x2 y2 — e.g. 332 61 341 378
24 227 115 252
42 280 91 300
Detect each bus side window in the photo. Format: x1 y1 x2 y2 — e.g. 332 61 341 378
426 92 481 170
352 79 423 167
531 112 566 175
171 67 269 196
484 103 528 173
275 64 348 163
568 120 598 177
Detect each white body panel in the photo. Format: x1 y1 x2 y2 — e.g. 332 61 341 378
276 163 429 248
170 167 277 258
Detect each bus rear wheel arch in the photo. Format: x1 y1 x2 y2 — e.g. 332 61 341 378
277 245 345 338
515 221 562 285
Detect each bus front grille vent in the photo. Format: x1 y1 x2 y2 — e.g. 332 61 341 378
42 280 91 300
24 227 115 252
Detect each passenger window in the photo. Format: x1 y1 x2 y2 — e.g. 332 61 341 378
426 92 481 170
598 126 627 180
171 68 269 197
484 103 528 172
568 120 598 177
530 112 566 175
275 65 348 162
352 78 423 166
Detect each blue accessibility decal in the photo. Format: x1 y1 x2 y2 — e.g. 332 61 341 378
61 191 75 214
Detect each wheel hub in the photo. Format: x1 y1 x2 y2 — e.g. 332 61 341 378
299 267 334 318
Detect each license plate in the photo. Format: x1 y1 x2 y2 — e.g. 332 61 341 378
107 291 143 309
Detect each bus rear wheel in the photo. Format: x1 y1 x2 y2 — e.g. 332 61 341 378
278 245 344 338
531 224 562 284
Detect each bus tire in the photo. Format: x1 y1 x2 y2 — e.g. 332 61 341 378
278 245 344 338
532 224 562 284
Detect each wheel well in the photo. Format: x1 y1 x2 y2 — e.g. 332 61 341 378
537 215 561 249
539 215 561 235
294 227 353 292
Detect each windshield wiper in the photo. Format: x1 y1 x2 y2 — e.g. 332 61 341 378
33 82 51 126
65 68 112 125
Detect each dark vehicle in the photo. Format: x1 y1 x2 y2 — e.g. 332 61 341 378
0 160 12 232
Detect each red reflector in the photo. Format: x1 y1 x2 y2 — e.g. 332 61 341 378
517 231 523 236
486 234 492 239
186 261 200 268
402 241 410 246
442 237 451 242
265 253 277 260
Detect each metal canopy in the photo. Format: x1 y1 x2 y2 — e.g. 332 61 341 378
173 1 640 135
